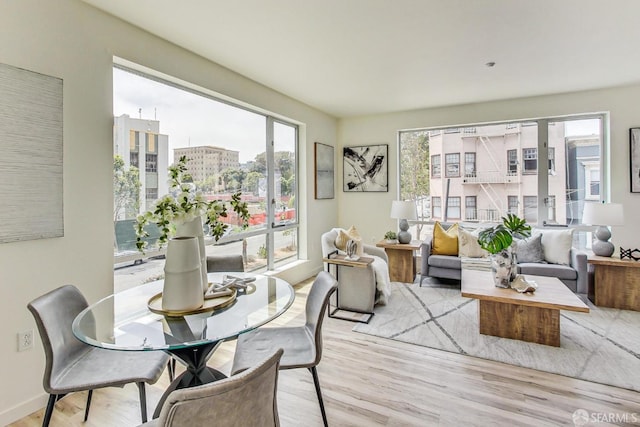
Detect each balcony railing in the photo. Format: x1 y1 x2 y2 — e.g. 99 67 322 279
464 208 502 223
462 171 520 184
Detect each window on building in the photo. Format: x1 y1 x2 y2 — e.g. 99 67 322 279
445 153 460 177
113 62 299 283
465 196 477 220
583 161 600 200
447 197 461 219
523 148 537 173
523 196 538 223
432 196 442 219
431 155 441 178
507 149 518 175
508 196 518 215
548 147 555 173
464 152 476 177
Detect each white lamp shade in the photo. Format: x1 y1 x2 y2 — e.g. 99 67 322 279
582 202 624 226
390 201 417 220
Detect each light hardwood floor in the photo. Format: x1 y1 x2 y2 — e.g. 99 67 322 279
10 277 640 426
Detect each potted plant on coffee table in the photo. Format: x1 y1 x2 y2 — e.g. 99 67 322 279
477 213 531 288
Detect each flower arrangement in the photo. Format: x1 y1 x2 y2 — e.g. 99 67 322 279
135 155 250 252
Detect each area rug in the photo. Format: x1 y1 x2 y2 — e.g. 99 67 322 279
352 279 640 392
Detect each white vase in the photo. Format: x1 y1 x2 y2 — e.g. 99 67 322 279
162 236 204 311
175 216 208 294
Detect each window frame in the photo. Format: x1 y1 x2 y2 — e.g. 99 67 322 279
112 62 300 271
445 152 460 178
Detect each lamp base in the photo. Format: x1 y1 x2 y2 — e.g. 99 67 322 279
592 225 614 257
397 219 411 244
397 230 411 244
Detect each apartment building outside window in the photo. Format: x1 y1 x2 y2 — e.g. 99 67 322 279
523 195 538 223
508 195 518 215
445 153 460 177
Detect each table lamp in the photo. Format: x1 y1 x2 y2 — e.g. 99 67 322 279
390 201 417 244
582 202 624 257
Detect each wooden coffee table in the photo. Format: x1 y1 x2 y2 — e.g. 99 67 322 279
461 269 589 347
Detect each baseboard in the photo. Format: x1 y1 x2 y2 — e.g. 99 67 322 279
0 392 47 426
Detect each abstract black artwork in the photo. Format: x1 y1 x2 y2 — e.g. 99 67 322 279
620 247 640 261
343 144 388 192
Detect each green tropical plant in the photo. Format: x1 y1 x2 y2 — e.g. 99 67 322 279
384 231 397 240
135 155 250 252
477 213 531 254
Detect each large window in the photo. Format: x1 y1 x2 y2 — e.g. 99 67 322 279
447 197 461 219
399 114 605 245
113 63 298 285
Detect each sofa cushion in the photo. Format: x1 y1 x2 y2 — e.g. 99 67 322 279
518 263 577 281
428 254 462 270
432 222 459 256
515 234 545 263
458 228 489 258
537 228 574 265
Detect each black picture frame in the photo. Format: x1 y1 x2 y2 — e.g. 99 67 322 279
314 142 334 199
343 144 388 192
631 128 640 193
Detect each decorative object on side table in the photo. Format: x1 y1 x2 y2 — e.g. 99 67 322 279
620 247 640 261
135 155 250 312
582 202 624 257
345 239 359 260
478 214 531 288
383 230 398 244
390 200 417 244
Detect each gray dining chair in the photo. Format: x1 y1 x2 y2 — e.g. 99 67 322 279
27 285 170 426
231 271 338 427
206 254 244 273
140 348 283 427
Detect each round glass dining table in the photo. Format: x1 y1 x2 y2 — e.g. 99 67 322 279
72 272 294 418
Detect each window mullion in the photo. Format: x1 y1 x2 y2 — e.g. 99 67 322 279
266 117 275 270
537 119 549 224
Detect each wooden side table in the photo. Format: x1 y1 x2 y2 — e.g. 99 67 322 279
587 255 640 311
375 240 421 283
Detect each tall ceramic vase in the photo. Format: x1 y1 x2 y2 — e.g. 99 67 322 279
175 216 208 294
162 236 204 311
490 246 517 289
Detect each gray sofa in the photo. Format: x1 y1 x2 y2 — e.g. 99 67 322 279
420 234 588 294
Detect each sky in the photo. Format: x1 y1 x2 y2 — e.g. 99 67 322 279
113 68 266 164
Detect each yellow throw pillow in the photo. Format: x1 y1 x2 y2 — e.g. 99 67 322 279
335 226 364 256
432 222 459 256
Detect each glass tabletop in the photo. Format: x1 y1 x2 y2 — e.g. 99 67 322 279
72 273 295 351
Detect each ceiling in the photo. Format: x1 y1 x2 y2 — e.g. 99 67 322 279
82 0 640 118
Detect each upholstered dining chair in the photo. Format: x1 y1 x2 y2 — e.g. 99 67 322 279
139 348 283 427
231 271 338 427
206 254 244 273
27 285 170 427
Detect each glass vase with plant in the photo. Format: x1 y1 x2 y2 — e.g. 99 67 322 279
477 213 531 288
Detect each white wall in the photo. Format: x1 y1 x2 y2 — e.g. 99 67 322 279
338 85 640 250
0 0 337 423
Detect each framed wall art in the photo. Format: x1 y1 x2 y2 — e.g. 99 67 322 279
343 144 388 192
314 142 334 199
0 63 63 243
631 128 640 193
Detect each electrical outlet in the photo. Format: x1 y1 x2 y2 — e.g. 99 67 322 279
17 329 33 352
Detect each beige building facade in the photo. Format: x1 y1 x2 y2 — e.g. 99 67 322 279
174 145 240 183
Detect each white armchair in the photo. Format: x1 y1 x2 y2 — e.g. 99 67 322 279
321 228 389 315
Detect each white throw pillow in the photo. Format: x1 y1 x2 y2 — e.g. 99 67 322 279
458 228 489 258
537 228 574 265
